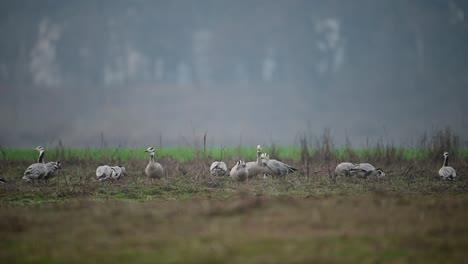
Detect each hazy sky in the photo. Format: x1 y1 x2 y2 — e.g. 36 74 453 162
0 0 467 148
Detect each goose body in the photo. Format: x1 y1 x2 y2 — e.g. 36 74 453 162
349 163 385 178
245 145 265 179
210 161 227 176
439 152 456 180
333 162 355 179
145 147 164 182
261 153 297 177
230 161 249 182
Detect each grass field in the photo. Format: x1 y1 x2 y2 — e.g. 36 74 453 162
1 138 468 263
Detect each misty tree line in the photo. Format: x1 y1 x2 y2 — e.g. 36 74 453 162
0 0 467 92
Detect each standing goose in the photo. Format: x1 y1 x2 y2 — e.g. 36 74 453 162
245 145 265 179
333 162 355 179
22 146 47 182
145 147 164 183
229 160 249 182
439 152 456 180
349 163 386 178
261 153 298 177
210 161 228 176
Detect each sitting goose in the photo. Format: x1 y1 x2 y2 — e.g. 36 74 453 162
145 147 164 183
333 162 356 179
111 166 125 181
349 163 385 178
210 161 228 176
261 153 298 177
22 146 47 182
229 160 249 182
439 152 456 180
245 145 265 179
96 165 115 181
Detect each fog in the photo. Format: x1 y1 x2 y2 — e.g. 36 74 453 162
1 0 467 148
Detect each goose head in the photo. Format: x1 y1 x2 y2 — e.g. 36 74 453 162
145 147 155 155
35 146 44 153
375 168 385 177
260 153 270 166
238 160 246 168
443 151 450 158
55 160 62 170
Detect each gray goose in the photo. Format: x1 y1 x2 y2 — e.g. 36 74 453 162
229 160 249 182
439 152 456 180
145 147 164 183
349 163 385 178
96 165 115 181
210 161 227 176
261 153 297 177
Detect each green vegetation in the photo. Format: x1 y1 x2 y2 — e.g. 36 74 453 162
2 145 468 162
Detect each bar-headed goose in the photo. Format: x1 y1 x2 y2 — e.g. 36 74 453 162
210 161 227 176
261 153 297 177
96 165 115 181
145 147 164 183
349 163 385 178
229 160 249 182
43 160 61 183
439 152 456 180
111 166 125 181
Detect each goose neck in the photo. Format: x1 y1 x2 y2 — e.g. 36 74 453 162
256 151 261 164
443 155 448 167
150 153 155 163
38 151 45 163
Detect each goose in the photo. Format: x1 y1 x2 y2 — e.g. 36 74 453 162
210 161 227 176
41 161 61 182
111 166 125 181
261 153 298 177
439 152 456 180
96 165 115 181
22 146 47 182
229 160 249 182
43 160 61 183
349 163 385 178
245 145 265 179
333 162 355 179
145 147 164 183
